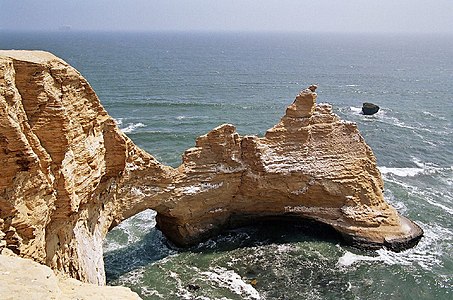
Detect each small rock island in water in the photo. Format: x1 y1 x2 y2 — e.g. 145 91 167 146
0 51 422 294
362 102 380 115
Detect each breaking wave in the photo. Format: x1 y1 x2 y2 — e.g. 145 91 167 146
380 157 451 178
120 122 146 133
349 106 362 114
379 167 424 177
103 209 157 253
200 267 261 300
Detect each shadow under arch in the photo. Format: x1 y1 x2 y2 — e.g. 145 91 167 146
103 211 346 283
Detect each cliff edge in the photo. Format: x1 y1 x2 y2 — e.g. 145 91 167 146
0 50 423 286
0 253 140 299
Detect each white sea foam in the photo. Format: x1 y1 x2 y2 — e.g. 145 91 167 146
276 243 297 253
378 115 434 133
349 106 362 114
383 191 408 214
412 158 448 175
121 122 146 133
340 119 356 126
425 199 453 216
410 158 447 174
412 157 426 168
376 223 451 270
168 270 195 300
140 287 164 298
165 266 236 300
379 167 424 177
382 170 453 216
379 157 445 178
337 250 381 267
103 209 157 253
422 111 436 118
422 111 447 121
115 267 146 286
114 118 123 126
201 267 261 300
337 223 452 271
389 118 418 130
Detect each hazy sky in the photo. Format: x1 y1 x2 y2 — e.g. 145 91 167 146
1 0 453 33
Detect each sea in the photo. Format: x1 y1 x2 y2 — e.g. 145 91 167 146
1 31 452 300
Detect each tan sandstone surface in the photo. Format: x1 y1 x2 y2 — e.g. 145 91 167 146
0 50 423 288
0 253 140 299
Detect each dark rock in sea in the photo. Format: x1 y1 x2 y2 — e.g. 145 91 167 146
362 102 380 115
187 283 201 291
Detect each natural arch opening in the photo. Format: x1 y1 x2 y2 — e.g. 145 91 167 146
103 209 173 282
103 211 345 284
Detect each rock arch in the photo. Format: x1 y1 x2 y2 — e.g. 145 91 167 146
0 51 422 285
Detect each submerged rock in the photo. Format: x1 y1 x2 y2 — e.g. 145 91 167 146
0 50 422 286
187 283 201 291
362 102 380 115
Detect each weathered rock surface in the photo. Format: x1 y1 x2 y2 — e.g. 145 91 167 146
0 50 172 285
0 254 141 299
0 50 422 286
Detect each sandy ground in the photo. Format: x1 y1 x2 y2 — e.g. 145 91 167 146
0 254 141 300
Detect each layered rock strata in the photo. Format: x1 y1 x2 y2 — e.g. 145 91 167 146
0 50 422 285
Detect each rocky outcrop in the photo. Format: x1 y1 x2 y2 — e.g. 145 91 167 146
159 92 421 250
362 102 380 115
0 50 422 286
0 254 141 299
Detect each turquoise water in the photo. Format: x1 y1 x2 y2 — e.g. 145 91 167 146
1 32 452 299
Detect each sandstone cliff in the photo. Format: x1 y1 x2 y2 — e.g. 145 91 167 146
0 50 172 284
0 50 422 286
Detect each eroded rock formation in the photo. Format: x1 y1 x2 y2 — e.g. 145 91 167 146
0 50 422 285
